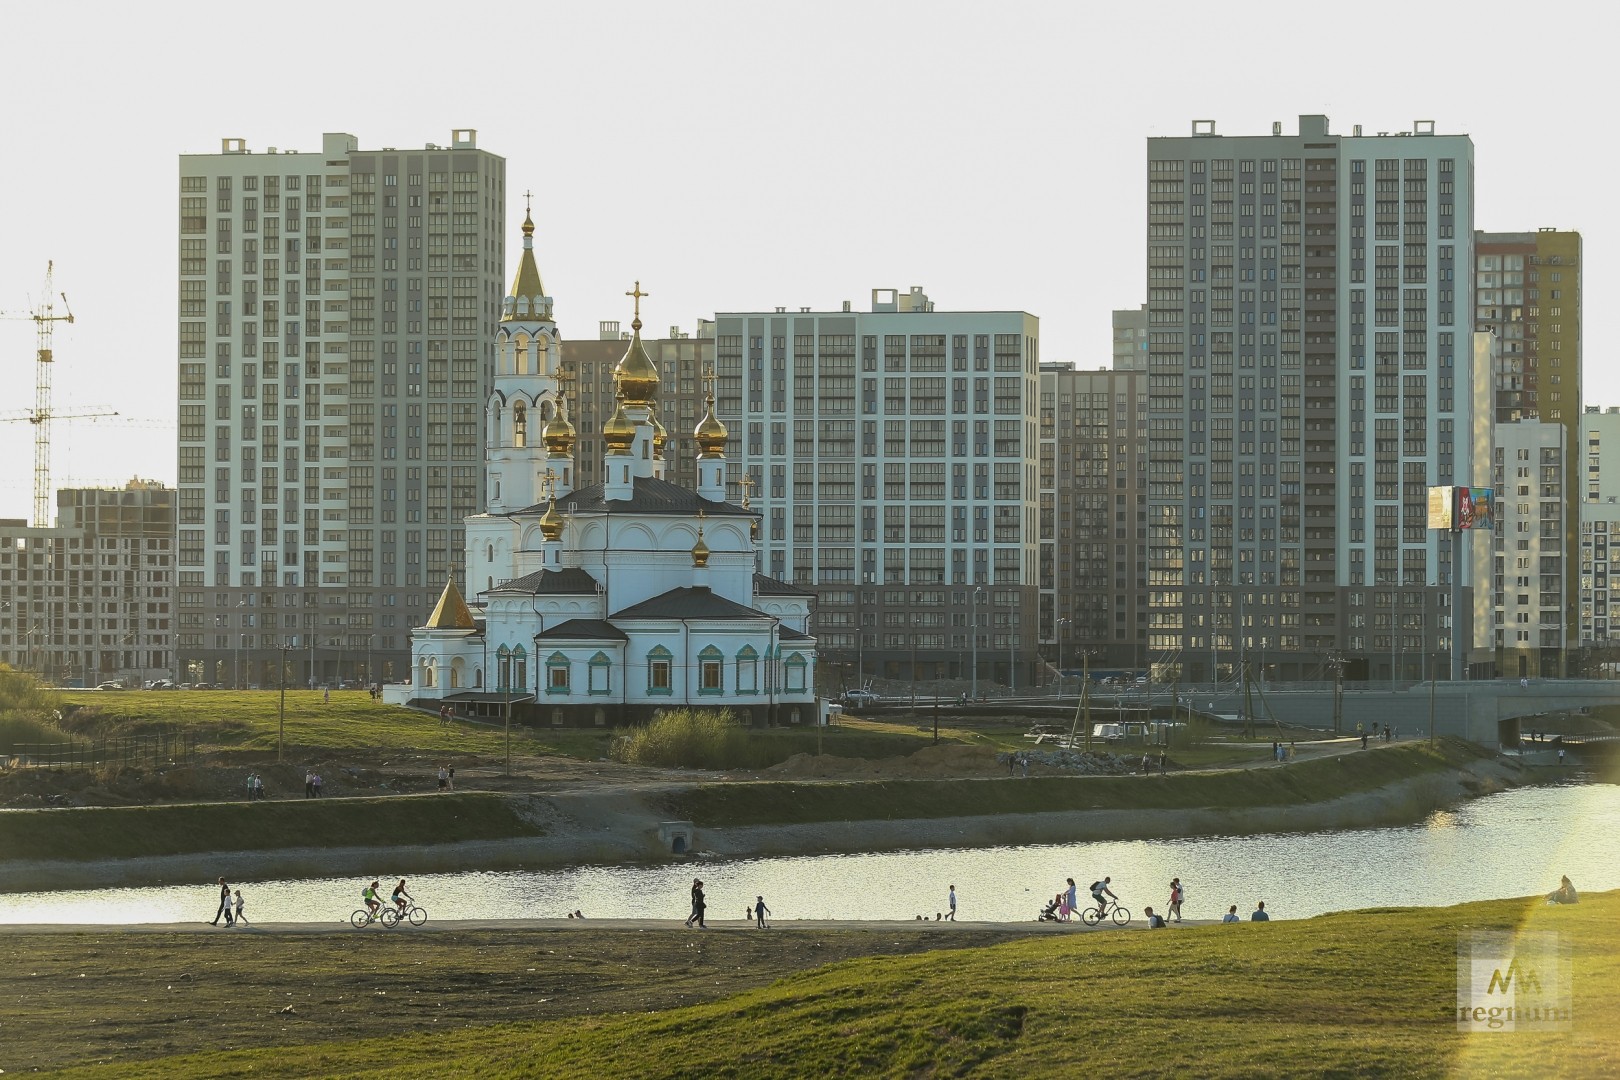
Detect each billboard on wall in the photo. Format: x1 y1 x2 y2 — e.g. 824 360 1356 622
1428 486 1454 530
1456 486 1494 531
1428 485 1495 531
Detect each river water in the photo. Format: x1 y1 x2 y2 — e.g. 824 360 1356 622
3 782 1615 926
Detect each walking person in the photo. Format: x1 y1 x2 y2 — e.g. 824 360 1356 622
233 889 248 926
210 877 232 926
1065 878 1079 923
685 878 707 928
754 895 771 928
448 766 455 791
304 770 314 799
438 765 449 792
947 884 957 921
312 772 322 798
1168 878 1184 922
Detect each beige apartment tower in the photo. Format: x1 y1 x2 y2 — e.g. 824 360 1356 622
176 132 505 688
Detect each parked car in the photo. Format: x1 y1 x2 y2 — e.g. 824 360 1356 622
843 689 880 708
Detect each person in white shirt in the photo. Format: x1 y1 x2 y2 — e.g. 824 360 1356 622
1222 905 1240 923
1144 906 1166 929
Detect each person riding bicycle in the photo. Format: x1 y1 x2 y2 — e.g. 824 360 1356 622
1089 876 1117 914
392 878 413 916
362 880 382 918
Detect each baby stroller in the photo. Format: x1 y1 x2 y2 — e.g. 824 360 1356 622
1038 896 1062 922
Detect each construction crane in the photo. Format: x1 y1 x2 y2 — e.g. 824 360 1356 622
0 261 97 527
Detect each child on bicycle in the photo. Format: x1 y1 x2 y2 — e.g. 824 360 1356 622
362 881 382 918
392 879 413 916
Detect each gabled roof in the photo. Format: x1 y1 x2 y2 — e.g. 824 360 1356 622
611 585 771 621
535 619 629 642
753 573 816 597
424 576 477 630
516 475 753 517
494 567 601 595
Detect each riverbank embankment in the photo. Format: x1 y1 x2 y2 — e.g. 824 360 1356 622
0 740 1528 891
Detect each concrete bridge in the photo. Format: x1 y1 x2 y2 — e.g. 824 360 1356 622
1200 679 1620 746
975 679 1620 748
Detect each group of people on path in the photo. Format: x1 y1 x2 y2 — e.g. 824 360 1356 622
210 877 248 926
302 770 324 798
683 878 774 929
244 773 266 801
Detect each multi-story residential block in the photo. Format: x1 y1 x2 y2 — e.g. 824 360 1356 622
1578 407 1620 668
713 289 1040 691
1476 229 1582 675
1038 363 1148 673
1144 115 1484 683
176 131 505 689
1493 420 1568 677
0 481 174 686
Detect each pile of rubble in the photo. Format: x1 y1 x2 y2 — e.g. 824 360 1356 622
995 748 1137 775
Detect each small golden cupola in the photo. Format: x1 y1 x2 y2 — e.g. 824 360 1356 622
694 379 728 456
613 280 660 407
649 405 669 459
542 391 576 456
691 515 711 569
603 400 635 455
538 493 564 542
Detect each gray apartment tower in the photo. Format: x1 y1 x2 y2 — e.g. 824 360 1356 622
714 290 1040 692
176 131 505 688
1145 116 1483 683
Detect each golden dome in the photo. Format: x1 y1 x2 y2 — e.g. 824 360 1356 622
538 495 564 542
691 527 711 569
542 393 576 455
614 281 660 406
694 393 728 456
649 407 668 458
603 401 635 455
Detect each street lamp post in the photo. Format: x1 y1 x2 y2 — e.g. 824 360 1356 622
277 638 298 764
970 586 985 702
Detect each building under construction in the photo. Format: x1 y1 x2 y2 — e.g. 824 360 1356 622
0 480 174 686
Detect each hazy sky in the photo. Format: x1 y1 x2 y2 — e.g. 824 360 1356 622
0 0 1613 522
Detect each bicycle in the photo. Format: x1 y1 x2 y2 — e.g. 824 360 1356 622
391 902 428 927
1081 898 1133 927
351 904 400 928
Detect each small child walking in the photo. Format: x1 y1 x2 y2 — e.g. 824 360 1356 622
233 889 248 926
754 895 771 929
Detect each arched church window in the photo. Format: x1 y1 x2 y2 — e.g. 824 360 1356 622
513 402 527 448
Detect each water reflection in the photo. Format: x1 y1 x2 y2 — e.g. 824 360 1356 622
2 783 1615 926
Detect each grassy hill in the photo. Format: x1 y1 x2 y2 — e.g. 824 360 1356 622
30 892 1614 1079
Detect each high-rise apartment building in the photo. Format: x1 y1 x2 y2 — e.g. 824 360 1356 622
1038 363 1148 672
176 131 505 688
1476 229 1582 675
1145 115 1482 683
1493 420 1568 677
0 481 174 686
713 289 1039 690
1578 407 1620 666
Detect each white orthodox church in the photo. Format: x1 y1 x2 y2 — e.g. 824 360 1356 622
385 210 819 727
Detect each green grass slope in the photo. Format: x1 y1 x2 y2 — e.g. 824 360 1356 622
50 893 1616 1079
661 739 1487 826
0 792 541 862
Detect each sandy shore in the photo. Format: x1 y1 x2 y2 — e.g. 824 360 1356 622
0 916 1218 934
2 754 1522 892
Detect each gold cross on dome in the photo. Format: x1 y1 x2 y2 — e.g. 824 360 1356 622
524 190 532 213
625 280 649 321
740 473 755 506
